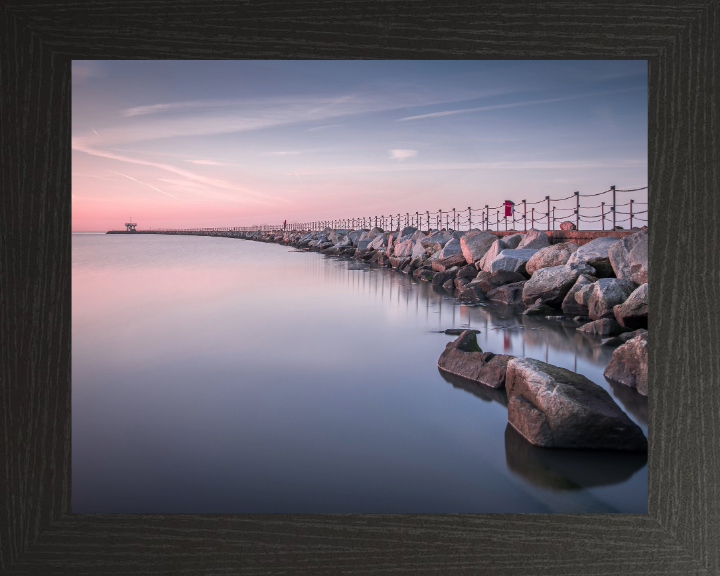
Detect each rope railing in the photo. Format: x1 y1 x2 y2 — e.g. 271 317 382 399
116 185 647 234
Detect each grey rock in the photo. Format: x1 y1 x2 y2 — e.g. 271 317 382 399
432 266 459 287
442 278 456 291
485 281 527 305
523 300 554 316
503 233 523 249
604 331 648 396
420 231 453 254
478 270 526 293
438 237 463 259
478 238 510 272
576 318 631 336
369 234 388 250
454 276 470 289
608 229 648 283
457 284 486 302
601 337 624 346
357 238 374 250
586 278 638 320
566 236 621 277
506 357 648 450
525 242 579 276
444 328 480 335
518 228 551 250
613 283 648 329
460 231 498 264
489 248 538 275
438 331 515 388
561 274 598 316
457 264 479 280
398 226 418 239
522 265 581 307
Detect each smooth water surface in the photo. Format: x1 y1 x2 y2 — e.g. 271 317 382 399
72 234 648 512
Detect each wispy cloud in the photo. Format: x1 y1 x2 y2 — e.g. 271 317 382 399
122 99 240 117
108 171 180 199
297 158 646 176
397 87 646 122
266 151 302 156
184 159 230 165
307 124 343 132
72 140 286 205
389 149 417 161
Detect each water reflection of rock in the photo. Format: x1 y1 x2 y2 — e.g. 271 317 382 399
438 369 509 407
504 424 647 491
606 378 648 424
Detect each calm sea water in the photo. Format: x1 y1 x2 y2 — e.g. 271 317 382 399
72 233 648 513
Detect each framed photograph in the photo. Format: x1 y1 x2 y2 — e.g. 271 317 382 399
2 2 716 574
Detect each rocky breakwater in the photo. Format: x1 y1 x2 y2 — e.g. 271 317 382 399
438 330 647 451
238 225 649 398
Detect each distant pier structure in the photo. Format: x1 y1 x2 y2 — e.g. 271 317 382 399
125 217 137 233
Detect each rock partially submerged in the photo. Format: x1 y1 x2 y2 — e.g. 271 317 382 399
576 318 631 337
561 274 598 316
477 269 526 293
438 330 515 389
604 330 648 396
614 283 648 329
485 281 526 305
506 357 647 450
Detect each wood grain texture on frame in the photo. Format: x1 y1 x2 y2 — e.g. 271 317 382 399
0 1 718 574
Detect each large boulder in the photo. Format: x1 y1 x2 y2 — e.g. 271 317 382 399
437 331 515 389
566 236 621 277
503 233 523 248
398 226 418 239
411 239 428 259
521 265 582 307
518 228 551 250
437 237 463 259
478 238 510 272
457 283 486 302
420 231 452 254
561 274 598 315
459 231 498 264
586 278 638 320
525 242 579 276
489 249 538 275
347 230 364 244
614 283 648 329
608 229 648 284
393 239 415 257
431 266 459 287
560 221 576 231
477 270 526 293
485 281 526 305
576 318 631 336
368 234 388 250
431 252 467 272
457 264 479 280
604 330 648 396
357 238 374 250
506 358 648 450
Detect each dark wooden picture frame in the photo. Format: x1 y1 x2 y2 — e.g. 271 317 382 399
1 2 717 573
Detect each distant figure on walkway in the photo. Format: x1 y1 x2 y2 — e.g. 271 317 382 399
283 220 287 230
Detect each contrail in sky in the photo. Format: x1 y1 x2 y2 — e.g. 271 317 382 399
294 171 304 184
108 171 180 199
91 128 99 136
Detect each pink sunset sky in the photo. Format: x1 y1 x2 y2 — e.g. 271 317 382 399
72 61 648 231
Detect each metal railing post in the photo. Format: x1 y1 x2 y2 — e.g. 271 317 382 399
630 199 634 229
522 200 527 231
611 185 616 229
468 207 472 231
575 191 580 231
546 196 550 231
532 208 535 228
552 207 555 230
